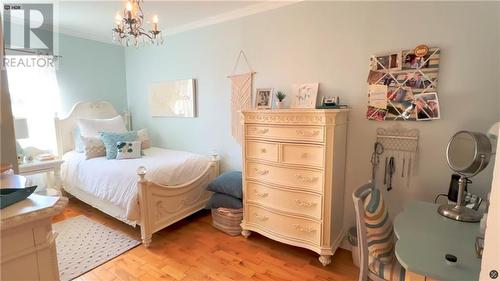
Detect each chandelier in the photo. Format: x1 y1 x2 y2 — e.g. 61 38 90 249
112 0 163 47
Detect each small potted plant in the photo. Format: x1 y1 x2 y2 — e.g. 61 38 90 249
275 91 286 109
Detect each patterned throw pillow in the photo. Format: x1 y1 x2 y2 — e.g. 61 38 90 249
82 137 106 160
363 188 395 264
137 128 151 149
116 141 142 160
99 131 138 159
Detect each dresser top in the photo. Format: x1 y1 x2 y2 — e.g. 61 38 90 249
1 195 67 229
242 108 350 114
242 108 349 125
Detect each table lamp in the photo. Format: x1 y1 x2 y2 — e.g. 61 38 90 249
14 118 29 163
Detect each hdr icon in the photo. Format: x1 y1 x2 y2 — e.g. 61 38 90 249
2 3 53 55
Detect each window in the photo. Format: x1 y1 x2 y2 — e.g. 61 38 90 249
6 55 60 153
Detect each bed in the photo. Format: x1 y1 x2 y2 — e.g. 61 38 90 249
55 101 219 247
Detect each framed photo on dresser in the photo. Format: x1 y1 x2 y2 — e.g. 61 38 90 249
255 88 273 109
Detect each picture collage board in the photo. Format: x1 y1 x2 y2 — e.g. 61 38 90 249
366 46 441 121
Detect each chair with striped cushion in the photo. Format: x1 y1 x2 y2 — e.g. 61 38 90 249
352 183 406 281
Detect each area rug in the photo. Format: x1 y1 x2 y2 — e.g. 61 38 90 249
53 215 140 281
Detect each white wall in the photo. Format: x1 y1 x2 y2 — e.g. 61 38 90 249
57 34 128 116
125 2 500 231
480 127 500 280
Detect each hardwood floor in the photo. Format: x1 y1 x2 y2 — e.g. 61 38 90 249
53 199 358 281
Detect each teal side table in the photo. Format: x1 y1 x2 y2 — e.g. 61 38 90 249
394 201 481 281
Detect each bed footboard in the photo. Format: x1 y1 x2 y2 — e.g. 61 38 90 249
137 159 219 247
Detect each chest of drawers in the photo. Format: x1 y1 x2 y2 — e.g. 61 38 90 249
240 109 349 266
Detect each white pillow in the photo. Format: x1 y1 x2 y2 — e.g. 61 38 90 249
137 128 151 149
116 141 142 160
77 116 126 137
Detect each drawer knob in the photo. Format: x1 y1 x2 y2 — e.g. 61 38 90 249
294 224 316 233
254 190 269 198
296 130 320 137
254 213 269 221
260 148 267 153
254 168 269 176
295 174 319 183
295 199 317 207
301 152 308 159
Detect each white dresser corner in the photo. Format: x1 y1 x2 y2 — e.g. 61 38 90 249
1 194 68 281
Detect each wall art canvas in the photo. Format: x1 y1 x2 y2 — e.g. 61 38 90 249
291 83 319 109
149 79 196 118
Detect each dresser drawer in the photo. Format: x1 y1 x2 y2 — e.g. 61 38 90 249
246 162 323 192
246 141 278 162
246 182 322 219
246 125 324 143
282 143 324 167
246 205 320 245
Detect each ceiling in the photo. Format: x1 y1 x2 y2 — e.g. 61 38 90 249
53 1 288 43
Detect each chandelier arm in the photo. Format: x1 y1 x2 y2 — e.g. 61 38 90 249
113 0 162 46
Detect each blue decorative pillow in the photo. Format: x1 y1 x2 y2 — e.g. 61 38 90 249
205 193 242 209
207 171 242 199
99 131 138 159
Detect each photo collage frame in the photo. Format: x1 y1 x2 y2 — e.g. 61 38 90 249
366 45 440 121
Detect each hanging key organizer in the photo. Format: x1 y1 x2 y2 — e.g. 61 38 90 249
366 44 441 121
376 125 419 189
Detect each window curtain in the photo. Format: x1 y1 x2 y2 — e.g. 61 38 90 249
6 55 60 154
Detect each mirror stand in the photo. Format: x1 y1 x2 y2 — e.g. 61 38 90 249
438 176 481 222
438 155 487 223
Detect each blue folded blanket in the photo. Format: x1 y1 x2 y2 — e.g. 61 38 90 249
205 193 242 209
207 171 242 199
205 171 243 209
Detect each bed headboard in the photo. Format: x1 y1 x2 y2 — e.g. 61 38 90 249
54 101 130 156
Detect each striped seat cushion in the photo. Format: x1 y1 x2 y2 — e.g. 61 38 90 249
369 254 406 281
363 188 395 264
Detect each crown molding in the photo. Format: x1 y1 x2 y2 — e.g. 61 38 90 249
57 1 301 45
164 1 301 36
57 27 116 45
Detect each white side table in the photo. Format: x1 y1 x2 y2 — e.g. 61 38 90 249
19 159 64 195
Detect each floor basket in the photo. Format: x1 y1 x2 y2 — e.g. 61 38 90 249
211 208 243 236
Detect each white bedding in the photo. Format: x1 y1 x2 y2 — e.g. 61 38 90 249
61 147 210 224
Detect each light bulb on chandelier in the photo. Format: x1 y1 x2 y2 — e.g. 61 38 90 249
112 0 164 47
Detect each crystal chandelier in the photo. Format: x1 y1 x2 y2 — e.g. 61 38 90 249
112 0 163 47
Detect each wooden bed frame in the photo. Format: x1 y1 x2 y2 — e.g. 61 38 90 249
54 101 219 247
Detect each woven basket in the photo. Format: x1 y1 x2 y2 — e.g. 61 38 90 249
211 208 243 236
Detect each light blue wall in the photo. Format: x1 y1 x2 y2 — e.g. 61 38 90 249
57 34 127 116
124 2 500 227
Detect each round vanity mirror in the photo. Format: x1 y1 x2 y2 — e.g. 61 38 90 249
439 131 492 222
446 131 491 175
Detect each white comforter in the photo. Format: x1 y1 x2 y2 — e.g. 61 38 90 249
61 147 210 223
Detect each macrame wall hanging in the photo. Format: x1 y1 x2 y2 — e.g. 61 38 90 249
228 50 255 144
